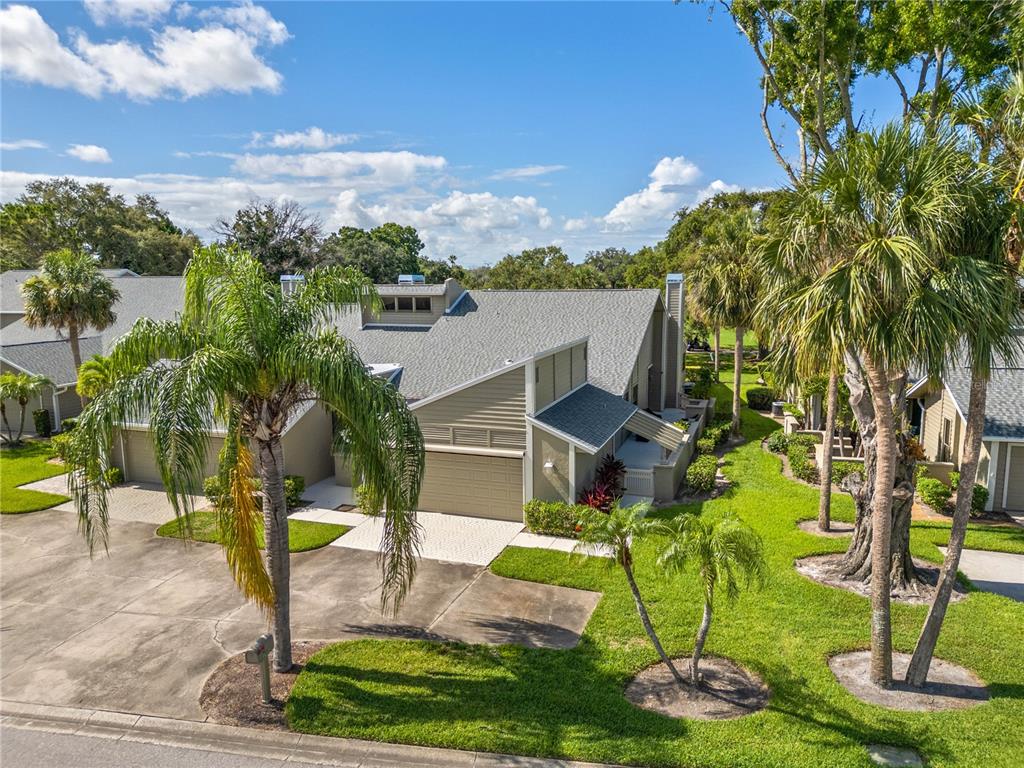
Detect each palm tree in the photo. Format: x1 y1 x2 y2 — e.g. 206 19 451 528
67 246 425 672
76 354 116 400
906 72 1024 687
0 372 51 445
760 125 990 687
688 209 761 436
575 502 682 683
21 250 120 406
658 513 766 685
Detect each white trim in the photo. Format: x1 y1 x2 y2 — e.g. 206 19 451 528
526 414 600 454
660 302 668 411
533 381 588 417
985 440 999 512
525 358 536 417
423 443 524 459
531 336 589 361
1002 443 1016 510
524 420 534 503
119 431 128 482
409 359 527 411
904 376 933 400
983 435 1024 443
568 444 577 501
444 290 469 314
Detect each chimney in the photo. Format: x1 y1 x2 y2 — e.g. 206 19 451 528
663 273 685 408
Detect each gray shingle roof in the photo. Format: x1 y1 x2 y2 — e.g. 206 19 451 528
2 337 104 386
1 269 137 314
332 288 661 401
376 284 448 296
943 352 1024 440
531 384 638 452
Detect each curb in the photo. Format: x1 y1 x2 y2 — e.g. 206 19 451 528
0 700 620 768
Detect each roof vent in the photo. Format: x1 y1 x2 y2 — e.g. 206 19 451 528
398 274 426 285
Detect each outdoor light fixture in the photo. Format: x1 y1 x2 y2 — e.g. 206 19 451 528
543 461 555 470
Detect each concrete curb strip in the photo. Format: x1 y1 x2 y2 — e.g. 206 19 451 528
1 700 620 768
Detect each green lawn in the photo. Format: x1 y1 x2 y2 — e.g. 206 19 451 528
156 509 349 552
287 405 1024 768
0 441 69 514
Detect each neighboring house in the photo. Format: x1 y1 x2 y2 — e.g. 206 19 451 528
907 352 1024 516
0 268 138 329
1 268 704 520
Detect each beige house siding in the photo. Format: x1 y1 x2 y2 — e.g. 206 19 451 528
280 405 335 485
443 278 465 308
571 343 587 389
414 366 527 450
361 295 445 327
574 435 616 493
533 341 587 413
535 355 555 411
664 281 682 408
1003 443 1024 512
114 428 222 487
532 427 571 503
920 386 964 465
418 451 523 521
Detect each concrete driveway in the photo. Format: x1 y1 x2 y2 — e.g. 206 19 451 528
0 509 600 721
939 546 1024 602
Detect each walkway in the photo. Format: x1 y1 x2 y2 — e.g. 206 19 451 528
938 547 1024 602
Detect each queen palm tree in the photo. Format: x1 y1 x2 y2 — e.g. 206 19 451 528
658 513 766 685
575 502 682 683
0 372 51 445
67 246 425 671
21 250 120 407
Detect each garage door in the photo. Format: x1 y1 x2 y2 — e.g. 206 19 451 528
120 430 221 487
1005 444 1024 512
418 452 523 521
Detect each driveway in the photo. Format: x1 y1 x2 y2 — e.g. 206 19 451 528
0 509 601 721
939 547 1024 602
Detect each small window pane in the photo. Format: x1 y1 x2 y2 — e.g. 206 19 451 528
381 297 397 311
415 297 431 311
397 296 413 311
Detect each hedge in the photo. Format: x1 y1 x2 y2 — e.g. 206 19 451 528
830 461 862 486
947 472 989 515
745 387 773 411
917 477 951 511
696 437 716 456
524 499 592 538
787 442 819 484
686 454 718 493
765 431 789 453
32 408 51 438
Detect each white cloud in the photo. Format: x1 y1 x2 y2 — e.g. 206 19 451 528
563 216 591 232
198 1 290 45
84 0 174 26
489 164 567 181
250 127 359 151
233 150 447 188
603 155 701 230
0 3 287 100
67 144 112 163
694 179 742 204
0 139 47 150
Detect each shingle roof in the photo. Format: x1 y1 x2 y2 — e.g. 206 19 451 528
1 337 104 386
1 269 137 314
530 384 638 452
943 351 1024 440
375 284 448 296
332 289 662 401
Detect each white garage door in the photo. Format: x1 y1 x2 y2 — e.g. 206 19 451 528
418 452 523 521
1005 444 1024 513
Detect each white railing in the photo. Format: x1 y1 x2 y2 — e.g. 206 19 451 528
623 468 655 497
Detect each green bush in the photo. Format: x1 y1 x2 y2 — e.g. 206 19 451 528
284 475 305 509
917 477 951 511
969 484 988 516
355 483 383 516
60 417 77 433
104 466 124 486
765 431 789 453
32 408 51 437
782 404 804 424
203 476 223 506
48 432 75 463
686 454 718 493
745 387 773 411
702 419 732 447
830 461 862 486
524 499 592 537
787 442 819 484
915 464 929 481
696 437 716 455
689 366 715 401
790 432 819 447
949 470 960 489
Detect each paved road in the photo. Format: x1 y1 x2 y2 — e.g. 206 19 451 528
939 547 1024 602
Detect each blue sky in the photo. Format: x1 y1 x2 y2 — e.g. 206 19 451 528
1 1 901 264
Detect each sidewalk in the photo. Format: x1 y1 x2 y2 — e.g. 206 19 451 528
0 700 621 768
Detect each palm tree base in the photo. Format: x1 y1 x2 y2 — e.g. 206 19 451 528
828 651 989 711
624 656 768 720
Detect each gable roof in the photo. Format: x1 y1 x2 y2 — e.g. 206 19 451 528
1 337 104 386
529 384 638 453
1 268 138 314
333 289 661 402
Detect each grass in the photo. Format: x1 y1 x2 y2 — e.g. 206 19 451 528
0 440 69 514
156 509 349 552
287 401 1024 768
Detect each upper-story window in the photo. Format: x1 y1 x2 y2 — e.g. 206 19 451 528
415 297 431 311
397 297 413 311
380 295 433 312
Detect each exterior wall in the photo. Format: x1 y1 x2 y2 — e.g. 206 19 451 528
0 379 79 438
532 427 571 503
281 405 335 485
554 348 572 397
414 366 527 450
574 435 615 493
649 305 664 410
442 278 464 309
571 344 587 389
114 428 222 488
993 445 1008 510
535 355 555 411
1 313 23 329
652 414 701 501
417 452 523 521
334 455 354 486
1000 442 1024 512
533 341 587 412
919 387 964 465
664 278 684 408
361 294 445 327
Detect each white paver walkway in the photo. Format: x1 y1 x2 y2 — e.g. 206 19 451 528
289 507 366 527
301 477 355 509
332 511 525 566
21 476 197 524
510 531 613 558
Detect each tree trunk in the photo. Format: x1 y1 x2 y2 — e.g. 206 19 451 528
691 594 713 685
731 326 744 436
862 352 894 688
68 323 86 409
906 372 987 687
0 403 12 444
16 398 28 444
257 435 293 672
713 326 720 381
818 370 839 532
839 353 918 590
623 557 684 684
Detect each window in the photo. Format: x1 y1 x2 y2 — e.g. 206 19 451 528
397 296 413 311
939 417 953 462
381 297 397 311
415 297 431 311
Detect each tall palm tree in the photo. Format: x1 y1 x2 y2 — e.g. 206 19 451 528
575 503 682 683
67 246 425 671
21 250 120 407
688 209 761 436
760 125 989 687
906 72 1024 687
0 372 51 445
658 513 766 685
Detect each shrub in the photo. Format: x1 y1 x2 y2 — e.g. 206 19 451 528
917 477 951 511
686 454 718 493
284 475 305 509
696 437 716 455
594 454 626 497
830 461 862 486
104 466 124 486
48 432 75 463
690 366 715 400
203 476 223 506
32 408 51 437
355 483 383 515
702 419 731 447
765 431 789 453
915 464 929 482
969 484 988 516
949 470 960 489
790 432 819 447
60 417 77 433
578 482 616 512
745 387 773 411
524 499 592 537
787 442 819 484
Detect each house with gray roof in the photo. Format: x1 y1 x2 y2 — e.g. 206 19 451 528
908 350 1024 516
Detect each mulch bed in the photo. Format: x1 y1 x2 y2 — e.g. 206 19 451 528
797 519 855 538
829 651 989 712
624 656 769 720
200 640 327 730
794 553 966 605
